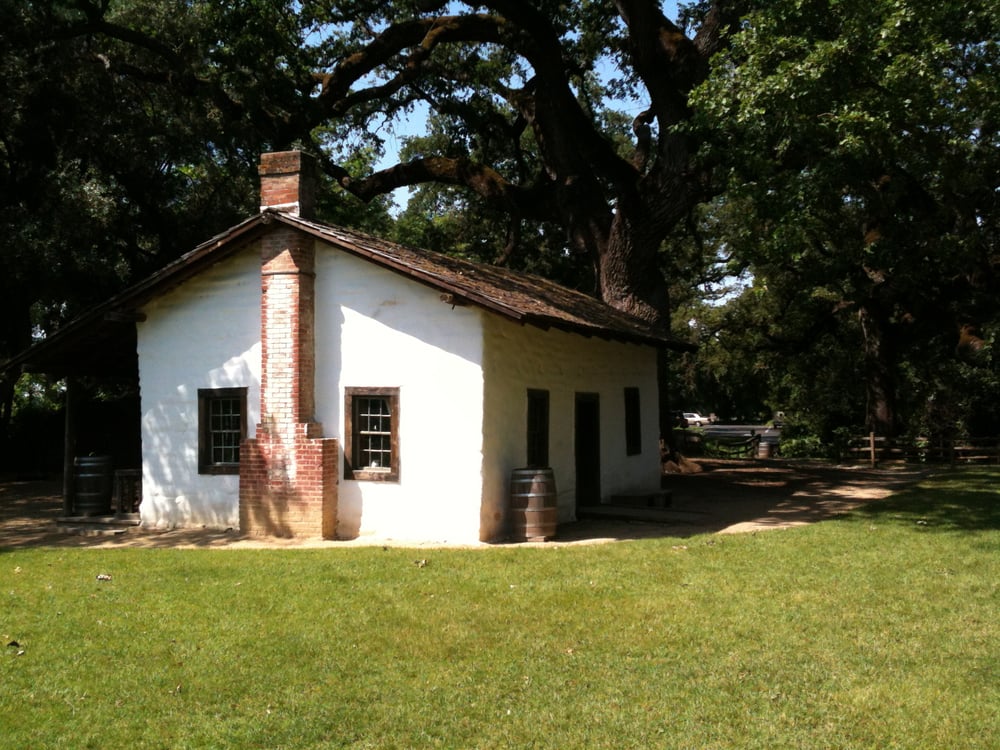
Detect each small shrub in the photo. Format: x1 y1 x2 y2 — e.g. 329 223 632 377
778 434 826 458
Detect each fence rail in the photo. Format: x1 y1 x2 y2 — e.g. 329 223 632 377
845 433 1000 467
674 430 763 459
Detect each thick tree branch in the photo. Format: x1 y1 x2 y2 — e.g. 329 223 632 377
316 3 636 195
315 15 506 113
615 0 725 129
332 154 550 217
482 0 639 189
310 0 638 265
65 0 188 71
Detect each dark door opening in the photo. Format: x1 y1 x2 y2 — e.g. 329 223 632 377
526 389 550 468
575 393 600 506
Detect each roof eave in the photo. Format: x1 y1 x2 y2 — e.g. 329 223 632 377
0 215 271 380
1 210 696 379
277 214 694 349
280 214 532 324
521 315 697 350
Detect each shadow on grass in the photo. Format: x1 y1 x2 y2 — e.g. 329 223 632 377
3 464 996 549
850 468 1000 533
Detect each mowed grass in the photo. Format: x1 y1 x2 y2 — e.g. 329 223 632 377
2 470 998 749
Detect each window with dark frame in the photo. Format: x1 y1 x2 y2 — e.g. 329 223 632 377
198 387 247 475
526 389 550 467
624 387 642 456
345 387 400 481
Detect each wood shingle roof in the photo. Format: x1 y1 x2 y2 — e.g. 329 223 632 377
1 211 693 378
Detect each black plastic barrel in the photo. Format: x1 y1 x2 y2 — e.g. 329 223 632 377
74 456 113 516
509 467 558 542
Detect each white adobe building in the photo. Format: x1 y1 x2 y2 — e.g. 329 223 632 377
3 151 690 544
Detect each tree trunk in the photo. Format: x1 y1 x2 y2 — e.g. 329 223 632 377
599 211 671 326
858 301 897 436
0 375 15 465
598 197 680 441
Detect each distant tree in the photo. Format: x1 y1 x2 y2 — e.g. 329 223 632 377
689 0 1000 435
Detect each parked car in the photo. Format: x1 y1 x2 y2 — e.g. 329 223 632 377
683 412 707 427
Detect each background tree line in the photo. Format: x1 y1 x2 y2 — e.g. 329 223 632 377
1 0 997 469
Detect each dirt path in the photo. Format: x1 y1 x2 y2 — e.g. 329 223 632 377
661 458 925 533
0 459 928 550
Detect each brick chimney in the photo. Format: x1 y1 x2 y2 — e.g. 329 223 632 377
240 151 338 538
259 150 317 217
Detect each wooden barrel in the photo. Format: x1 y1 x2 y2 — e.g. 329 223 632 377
509 467 558 542
74 456 113 516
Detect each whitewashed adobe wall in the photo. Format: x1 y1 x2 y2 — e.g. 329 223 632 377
134 231 661 542
136 235 489 542
313 245 488 543
481 314 661 529
136 250 262 530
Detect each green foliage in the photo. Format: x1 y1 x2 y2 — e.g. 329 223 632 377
896 324 1000 440
10 375 66 418
0 1 263 348
777 418 845 459
775 433 825 459
678 0 1000 437
3 377 65 476
4 0 999 453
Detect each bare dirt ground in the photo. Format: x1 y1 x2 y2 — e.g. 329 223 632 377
0 459 928 551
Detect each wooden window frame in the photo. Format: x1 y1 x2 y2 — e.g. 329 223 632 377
624 387 642 456
526 389 550 468
344 387 400 481
198 387 247 475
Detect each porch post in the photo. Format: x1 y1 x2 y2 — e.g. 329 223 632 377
62 377 78 515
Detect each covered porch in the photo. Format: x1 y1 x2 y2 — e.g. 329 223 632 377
0 303 143 525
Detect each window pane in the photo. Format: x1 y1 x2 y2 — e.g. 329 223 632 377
345 387 399 480
198 387 247 475
210 397 242 464
356 396 392 469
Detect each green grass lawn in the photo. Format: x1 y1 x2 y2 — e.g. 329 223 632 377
2 469 998 749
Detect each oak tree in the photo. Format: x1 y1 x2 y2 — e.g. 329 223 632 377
5 0 748 437
689 0 1000 435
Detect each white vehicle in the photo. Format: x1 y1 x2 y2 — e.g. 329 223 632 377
683 412 707 427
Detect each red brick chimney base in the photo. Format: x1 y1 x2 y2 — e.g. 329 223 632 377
239 428 338 538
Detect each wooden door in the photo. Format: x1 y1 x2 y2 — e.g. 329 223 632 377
575 393 600 505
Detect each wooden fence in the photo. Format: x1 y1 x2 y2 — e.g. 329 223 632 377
845 433 1000 467
674 430 764 459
